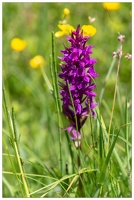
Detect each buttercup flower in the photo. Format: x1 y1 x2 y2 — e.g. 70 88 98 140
55 24 96 38
63 8 70 16
10 38 27 52
82 25 96 37
55 24 75 37
58 25 98 141
29 55 45 68
102 2 120 11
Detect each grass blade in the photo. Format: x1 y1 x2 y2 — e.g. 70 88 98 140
51 32 62 174
95 128 120 197
99 129 120 183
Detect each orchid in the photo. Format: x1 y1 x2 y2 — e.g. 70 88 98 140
58 25 98 141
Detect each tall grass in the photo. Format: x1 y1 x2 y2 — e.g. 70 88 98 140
2 2 131 197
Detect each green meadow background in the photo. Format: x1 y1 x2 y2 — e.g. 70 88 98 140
2 2 132 197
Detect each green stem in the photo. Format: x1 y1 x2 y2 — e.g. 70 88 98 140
50 55 56 100
99 46 119 105
65 132 75 173
12 108 30 197
77 145 84 197
40 66 53 92
2 137 24 196
66 81 79 136
107 51 121 155
51 32 62 174
125 98 130 170
3 88 13 138
66 81 83 194
3 88 29 197
52 32 62 113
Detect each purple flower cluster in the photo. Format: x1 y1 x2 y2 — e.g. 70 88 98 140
58 25 98 141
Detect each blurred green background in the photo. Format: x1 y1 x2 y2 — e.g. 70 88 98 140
2 2 132 197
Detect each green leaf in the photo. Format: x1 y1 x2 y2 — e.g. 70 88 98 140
99 129 120 184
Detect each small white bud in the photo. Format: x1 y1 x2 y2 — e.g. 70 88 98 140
125 53 132 60
112 52 117 58
118 33 125 42
88 16 96 23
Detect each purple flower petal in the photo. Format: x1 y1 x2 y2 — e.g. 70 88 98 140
58 25 98 141
70 129 81 140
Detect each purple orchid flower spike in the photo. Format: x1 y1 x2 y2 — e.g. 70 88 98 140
58 25 98 143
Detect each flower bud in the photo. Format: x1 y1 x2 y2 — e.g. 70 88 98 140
63 8 70 16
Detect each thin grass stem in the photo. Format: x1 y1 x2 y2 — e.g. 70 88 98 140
107 55 121 155
99 46 119 104
50 55 56 99
3 88 25 196
2 137 24 196
125 98 130 170
40 66 53 92
51 32 62 174
11 108 30 197
52 32 62 113
65 132 75 173
3 88 13 138
66 80 83 196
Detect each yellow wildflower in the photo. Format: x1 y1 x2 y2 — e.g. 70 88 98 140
55 31 65 38
82 25 96 37
102 2 120 11
55 24 97 38
10 38 27 52
29 55 45 68
55 24 75 38
63 8 70 16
